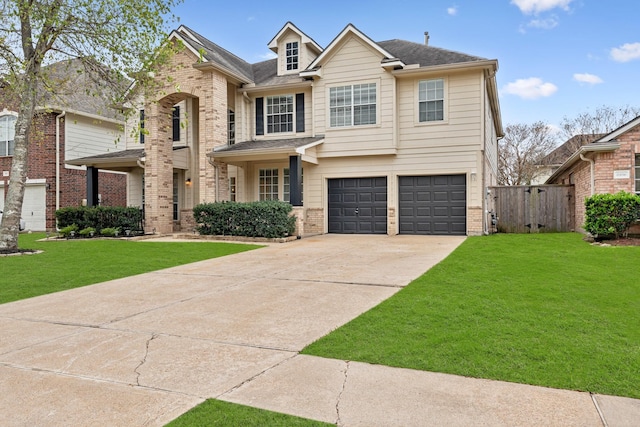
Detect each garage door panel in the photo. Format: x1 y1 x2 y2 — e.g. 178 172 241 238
328 177 387 234
1 185 46 231
399 175 466 236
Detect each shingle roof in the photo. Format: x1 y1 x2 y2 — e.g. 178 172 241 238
178 26 254 82
540 134 606 165
378 39 487 67
214 136 324 153
175 25 489 87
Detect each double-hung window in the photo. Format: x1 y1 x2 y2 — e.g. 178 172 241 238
228 109 235 145
286 42 299 71
418 78 444 122
0 115 16 156
266 95 294 133
329 83 376 127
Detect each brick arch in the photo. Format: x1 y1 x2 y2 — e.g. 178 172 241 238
143 46 228 234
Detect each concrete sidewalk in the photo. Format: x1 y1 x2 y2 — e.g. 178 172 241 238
0 234 638 426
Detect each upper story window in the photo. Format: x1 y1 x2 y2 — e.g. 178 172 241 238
267 95 294 133
228 109 235 145
418 78 444 122
635 154 640 194
329 83 377 127
286 42 299 71
0 115 16 156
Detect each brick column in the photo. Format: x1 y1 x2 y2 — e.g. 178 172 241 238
144 98 174 234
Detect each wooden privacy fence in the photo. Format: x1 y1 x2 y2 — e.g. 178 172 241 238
490 185 575 233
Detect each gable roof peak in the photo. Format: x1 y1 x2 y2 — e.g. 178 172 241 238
267 21 323 54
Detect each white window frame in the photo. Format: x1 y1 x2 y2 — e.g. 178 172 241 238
329 82 377 128
0 114 17 157
229 176 237 201
259 168 279 200
266 95 294 134
418 78 445 123
286 41 299 71
228 109 235 145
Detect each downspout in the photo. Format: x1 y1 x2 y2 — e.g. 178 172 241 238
580 153 595 196
55 111 66 214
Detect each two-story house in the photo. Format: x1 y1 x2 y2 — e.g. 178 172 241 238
0 59 127 231
74 22 503 236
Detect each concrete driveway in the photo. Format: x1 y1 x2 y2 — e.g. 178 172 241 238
0 234 465 426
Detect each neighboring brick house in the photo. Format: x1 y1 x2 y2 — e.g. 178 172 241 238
74 22 503 236
0 60 127 231
546 116 640 233
531 134 605 185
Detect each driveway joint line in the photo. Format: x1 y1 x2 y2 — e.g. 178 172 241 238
590 393 608 427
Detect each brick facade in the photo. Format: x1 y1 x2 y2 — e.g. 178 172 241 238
551 122 640 232
0 109 126 230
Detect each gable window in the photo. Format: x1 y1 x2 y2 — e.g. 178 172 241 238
329 83 376 127
286 42 299 71
172 106 180 142
228 109 235 145
0 115 16 156
418 78 444 122
635 155 640 194
139 110 145 144
259 168 279 200
266 95 293 133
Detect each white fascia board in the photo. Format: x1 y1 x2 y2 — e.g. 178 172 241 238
593 116 640 143
268 22 323 53
36 106 124 125
545 143 620 183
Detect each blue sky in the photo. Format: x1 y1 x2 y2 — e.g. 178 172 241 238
172 0 639 129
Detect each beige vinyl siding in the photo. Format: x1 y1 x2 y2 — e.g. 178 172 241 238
314 36 395 156
65 113 124 161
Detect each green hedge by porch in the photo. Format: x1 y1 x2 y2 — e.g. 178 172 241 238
193 201 296 238
584 191 640 238
55 206 143 233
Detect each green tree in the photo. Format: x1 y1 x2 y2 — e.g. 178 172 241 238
0 0 182 251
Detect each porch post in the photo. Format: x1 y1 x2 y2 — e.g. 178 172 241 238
289 155 302 206
86 166 99 207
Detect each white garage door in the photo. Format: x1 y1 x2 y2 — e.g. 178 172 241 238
0 184 46 231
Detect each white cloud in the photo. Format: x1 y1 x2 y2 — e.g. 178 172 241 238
526 16 559 30
573 73 603 85
447 6 458 16
511 0 573 14
610 42 640 62
503 78 558 99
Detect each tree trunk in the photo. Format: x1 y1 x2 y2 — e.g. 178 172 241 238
0 76 37 251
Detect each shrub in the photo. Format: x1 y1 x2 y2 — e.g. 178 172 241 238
78 227 96 237
99 227 120 237
584 191 640 239
55 206 143 234
59 224 78 238
193 201 296 238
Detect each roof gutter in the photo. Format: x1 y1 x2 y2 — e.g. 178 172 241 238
239 80 313 94
192 61 251 85
391 59 498 77
545 142 620 184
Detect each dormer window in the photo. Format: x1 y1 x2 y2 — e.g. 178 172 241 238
286 42 299 71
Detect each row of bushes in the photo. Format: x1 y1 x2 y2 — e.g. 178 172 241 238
55 206 143 235
584 191 640 239
193 201 296 238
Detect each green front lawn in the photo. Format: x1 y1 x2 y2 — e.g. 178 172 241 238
302 233 640 399
0 233 259 304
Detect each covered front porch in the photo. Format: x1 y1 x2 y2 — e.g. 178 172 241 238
210 136 324 236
